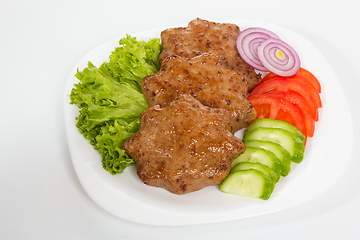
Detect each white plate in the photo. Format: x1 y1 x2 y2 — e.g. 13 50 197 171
64 19 353 226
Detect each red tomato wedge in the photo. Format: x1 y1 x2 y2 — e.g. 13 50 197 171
262 67 321 93
249 78 319 121
260 91 315 137
247 94 307 136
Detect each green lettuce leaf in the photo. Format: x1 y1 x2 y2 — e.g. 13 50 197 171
108 34 161 86
70 35 161 174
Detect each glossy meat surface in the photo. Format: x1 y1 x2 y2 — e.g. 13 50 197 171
123 95 245 194
159 18 262 91
142 52 256 133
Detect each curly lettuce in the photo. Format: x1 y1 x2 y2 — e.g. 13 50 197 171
70 35 161 174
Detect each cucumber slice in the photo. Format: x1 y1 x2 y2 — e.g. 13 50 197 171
245 118 306 143
243 140 291 176
231 162 278 183
219 169 275 200
231 146 281 180
243 127 305 163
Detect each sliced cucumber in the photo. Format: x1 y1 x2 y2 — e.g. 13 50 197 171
243 140 291 176
231 162 278 183
219 169 275 200
231 146 281 180
220 118 309 200
243 127 305 163
245 118 306 143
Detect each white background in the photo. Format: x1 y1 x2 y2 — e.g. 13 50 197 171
1 0 359 239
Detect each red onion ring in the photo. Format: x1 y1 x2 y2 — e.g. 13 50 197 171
236 27 279 71
236 27 301 76
257 38 301 77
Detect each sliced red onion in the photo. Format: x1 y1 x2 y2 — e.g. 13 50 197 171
257 38 301 77
236 27 279 71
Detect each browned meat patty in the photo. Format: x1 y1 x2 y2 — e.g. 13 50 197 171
142 52 256 133
159 18 262 92
123 95 245 195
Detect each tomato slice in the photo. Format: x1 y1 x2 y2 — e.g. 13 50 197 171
249 78 319 121
247 94 307 136
262 67 321 93
261 91 315 137
295 68 321 93
261 75 321 108
262 72 277 81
